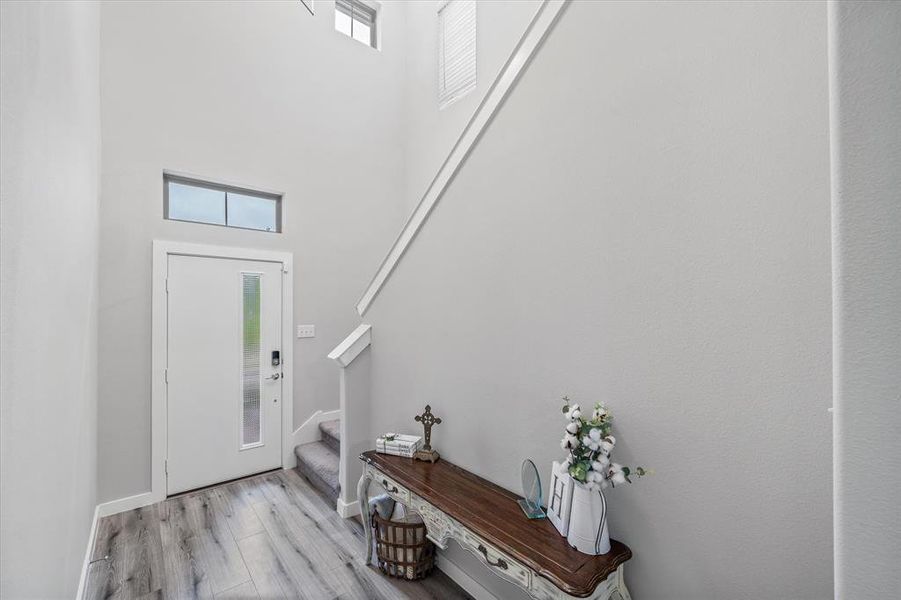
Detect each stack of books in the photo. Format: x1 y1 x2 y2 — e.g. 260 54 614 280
376 433 422 458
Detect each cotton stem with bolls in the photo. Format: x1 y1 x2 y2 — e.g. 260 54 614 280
559 396 652 491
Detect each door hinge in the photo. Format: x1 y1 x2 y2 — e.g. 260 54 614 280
165 278 169 293
164 369 168 384
165 460 168 475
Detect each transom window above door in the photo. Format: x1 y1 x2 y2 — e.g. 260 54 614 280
164 173 282 233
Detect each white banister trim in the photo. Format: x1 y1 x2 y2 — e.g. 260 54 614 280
355 0 570 315
328 324 372 367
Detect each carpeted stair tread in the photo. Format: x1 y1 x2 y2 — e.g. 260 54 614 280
319 419 340 453
294 441 339 503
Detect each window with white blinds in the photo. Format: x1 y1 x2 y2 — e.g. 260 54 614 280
335 0 379 49
438 0 477 109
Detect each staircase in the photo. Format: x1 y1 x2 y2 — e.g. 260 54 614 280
294 419 341 504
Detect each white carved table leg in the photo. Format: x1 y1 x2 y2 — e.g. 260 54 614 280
357 468 373 565
614 565 632 600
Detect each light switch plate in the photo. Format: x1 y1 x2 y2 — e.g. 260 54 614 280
296 324 315 339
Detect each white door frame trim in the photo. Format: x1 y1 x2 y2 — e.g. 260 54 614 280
151 240 294 505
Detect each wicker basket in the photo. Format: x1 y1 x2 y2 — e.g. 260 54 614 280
371 511 436 580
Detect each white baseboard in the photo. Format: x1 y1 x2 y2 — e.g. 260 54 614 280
437 552 497 600
75 505 101 600
292 408 341 447
97 491 156 517
336 497 360 519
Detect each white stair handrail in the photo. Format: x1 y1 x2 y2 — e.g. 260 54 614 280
328 324 372 367
355 0 570 316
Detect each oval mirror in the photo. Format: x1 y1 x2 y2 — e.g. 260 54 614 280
517 459 546 519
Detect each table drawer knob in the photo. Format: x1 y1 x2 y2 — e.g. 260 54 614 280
381 479 399 494
476 544 508 570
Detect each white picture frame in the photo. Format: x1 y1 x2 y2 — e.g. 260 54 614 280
547 461 574 537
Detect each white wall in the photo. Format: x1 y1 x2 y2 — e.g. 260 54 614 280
401 0 541 213
829 1 901 597
362 1 833 598
98 1 408 502
0 1 101 597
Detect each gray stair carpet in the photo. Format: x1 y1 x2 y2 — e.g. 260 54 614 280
319 419 340 453
294 439 340 504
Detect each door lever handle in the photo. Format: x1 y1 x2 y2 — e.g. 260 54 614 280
265 373 281 380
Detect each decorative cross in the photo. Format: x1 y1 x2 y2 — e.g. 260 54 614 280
414 405 442 451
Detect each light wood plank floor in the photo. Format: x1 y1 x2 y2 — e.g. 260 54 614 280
85 469 473 600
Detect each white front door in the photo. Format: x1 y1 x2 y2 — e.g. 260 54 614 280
166 254 284 495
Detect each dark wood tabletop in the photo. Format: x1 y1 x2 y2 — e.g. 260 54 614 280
361 451 631 598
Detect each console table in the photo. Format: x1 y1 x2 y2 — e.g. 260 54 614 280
358 451 633 600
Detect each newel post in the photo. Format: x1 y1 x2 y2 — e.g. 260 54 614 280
327 324 372 517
